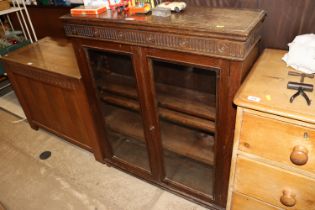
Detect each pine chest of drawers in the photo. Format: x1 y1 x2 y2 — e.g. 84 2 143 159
227 49 315 210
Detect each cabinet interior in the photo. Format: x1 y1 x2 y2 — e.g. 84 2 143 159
88 48 217 197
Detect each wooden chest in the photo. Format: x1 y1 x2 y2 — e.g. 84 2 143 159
62 7 265 208
227 49 315 209
1 37 101 154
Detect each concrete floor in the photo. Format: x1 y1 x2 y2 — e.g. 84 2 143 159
0 108 208 210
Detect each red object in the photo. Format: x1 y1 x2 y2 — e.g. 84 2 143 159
129 3 151 14
8 39 18 45
109 0 128 11
71 5 107 15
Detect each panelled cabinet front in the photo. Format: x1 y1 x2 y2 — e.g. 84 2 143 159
73 38 230 208
144 48 228 204
75 41 160 180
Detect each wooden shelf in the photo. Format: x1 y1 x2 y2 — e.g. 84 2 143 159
156 83 216 121
100 94 215 133
105 107 215 165
0 7 22 16
98 73 216 121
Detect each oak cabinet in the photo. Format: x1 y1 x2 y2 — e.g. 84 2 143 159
62 7 265 208
1 37 97 151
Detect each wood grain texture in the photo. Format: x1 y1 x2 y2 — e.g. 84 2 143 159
62 7 264 37
1 37 101 153
239 111 315 174
98 73 216 120
235 157 315 210
9 1 313 50
234 49 315 124
228 50 315 210
226 108 243 210
62 7 264 61
105 108 215 165
2 37 80 79
231 192 283 210
65 8 262 208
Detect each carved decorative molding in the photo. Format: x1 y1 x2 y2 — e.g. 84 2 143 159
64 24 260 60
12 66 76 90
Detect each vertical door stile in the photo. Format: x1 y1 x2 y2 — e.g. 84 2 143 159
146 48 218 202
82 41 153 176
74 40 113 162
132 46 164 181
213 59 234 206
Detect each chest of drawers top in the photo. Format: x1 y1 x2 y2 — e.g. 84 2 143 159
61 7 265 60
234 49 315 124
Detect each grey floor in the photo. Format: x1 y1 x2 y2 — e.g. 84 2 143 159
0 91 207 210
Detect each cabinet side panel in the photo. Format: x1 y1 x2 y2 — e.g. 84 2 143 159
226 107 243 210
10 72 92 150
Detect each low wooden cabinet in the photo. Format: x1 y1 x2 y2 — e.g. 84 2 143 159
62 7 265 208
1 37 99 152
227 49 315 210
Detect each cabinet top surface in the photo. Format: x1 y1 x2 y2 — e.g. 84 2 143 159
1 37 80 79
234 49 315 124
61 7 265 38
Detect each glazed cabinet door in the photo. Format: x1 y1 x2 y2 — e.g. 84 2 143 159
74 40 155 177
144 48 226 203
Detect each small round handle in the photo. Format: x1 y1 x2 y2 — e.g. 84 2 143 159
280 190 296 207
290 145 308 165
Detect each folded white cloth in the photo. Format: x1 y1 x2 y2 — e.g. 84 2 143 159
282 34 315 74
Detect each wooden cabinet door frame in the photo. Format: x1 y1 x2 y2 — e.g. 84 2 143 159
71 37 246 208
71 38 159 181
143 47 231 207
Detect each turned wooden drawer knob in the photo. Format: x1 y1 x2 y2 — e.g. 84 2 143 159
280 190 296 207
290 145 308 165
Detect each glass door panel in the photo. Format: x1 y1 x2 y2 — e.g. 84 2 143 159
151 59 217 196
86 48 150 172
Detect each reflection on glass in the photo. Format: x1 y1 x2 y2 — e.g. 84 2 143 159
152 60 216 196
87 49 150 171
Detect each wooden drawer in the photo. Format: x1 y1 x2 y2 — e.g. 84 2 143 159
239 112 315 173
235 156 315 210
231 192 282 210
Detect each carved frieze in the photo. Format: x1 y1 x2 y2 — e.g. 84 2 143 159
64 24 260 60
11 66 76 90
